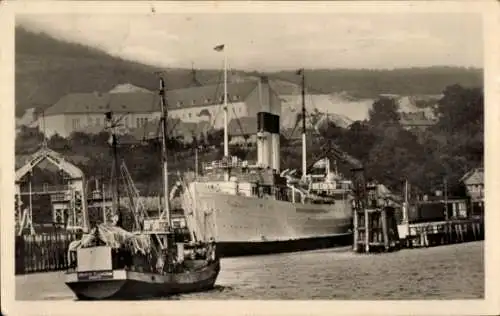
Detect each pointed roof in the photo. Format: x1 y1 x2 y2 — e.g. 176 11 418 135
460 167 484 185
45 92 160 116
109 83 152 94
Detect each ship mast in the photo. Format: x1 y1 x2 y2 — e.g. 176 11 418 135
223 47 229 158
159 77 170 225
213 44 228 158
299 68 307 180
105 111 122 227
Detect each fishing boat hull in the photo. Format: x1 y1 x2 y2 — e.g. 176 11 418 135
65 260 220 300
183 182 353 257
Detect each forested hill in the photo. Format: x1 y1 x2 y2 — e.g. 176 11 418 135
16 26 483 116
261 67 483 97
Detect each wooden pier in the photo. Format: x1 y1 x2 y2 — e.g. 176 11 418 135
397 217 484 248
351 178 484 253
15 231 82 275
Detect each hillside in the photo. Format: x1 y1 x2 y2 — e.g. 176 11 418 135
265 67 483 98
15 27 223 116
16 27 483 117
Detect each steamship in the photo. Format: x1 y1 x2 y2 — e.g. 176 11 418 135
178 60 354 257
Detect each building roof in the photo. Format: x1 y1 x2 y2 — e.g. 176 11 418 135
45 92 161 116
399 111 437 127
228 117 258 136
45 81 258 116
165 81 257 110
109 83 152 94
460 167 484 185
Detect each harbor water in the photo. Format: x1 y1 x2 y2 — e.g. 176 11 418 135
16 241 483 300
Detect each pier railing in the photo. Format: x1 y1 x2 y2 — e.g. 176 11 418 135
15 231 82 275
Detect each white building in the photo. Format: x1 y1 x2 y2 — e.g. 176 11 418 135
36 78 281 139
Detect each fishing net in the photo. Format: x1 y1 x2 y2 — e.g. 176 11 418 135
73 224 153 255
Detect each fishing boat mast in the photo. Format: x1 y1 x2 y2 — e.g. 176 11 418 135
299 68 307 180
105 111 122 227
159 77 170 226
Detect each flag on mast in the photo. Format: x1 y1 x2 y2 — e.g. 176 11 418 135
213 44 225 52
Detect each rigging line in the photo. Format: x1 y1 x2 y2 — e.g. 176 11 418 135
230 105 250 157
283 78 307 141
205 59 229 137
285 113 301 141
230 104 246 138
205 67 224 135
141 92 159 141
281 81 306 141
260 72 327 95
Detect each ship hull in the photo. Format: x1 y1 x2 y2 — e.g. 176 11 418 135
183 182 353 257
216 233 352 257
65 260 220 300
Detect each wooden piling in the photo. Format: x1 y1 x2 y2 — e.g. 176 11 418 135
353 207 401 253
381 208 389 251
15 230 82 275
352 206 359 252
364 208 370 253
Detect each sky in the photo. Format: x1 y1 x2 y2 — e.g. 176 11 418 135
16 10 484 71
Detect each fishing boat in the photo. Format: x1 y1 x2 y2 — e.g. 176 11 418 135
180 50 361 257
64 76 220 300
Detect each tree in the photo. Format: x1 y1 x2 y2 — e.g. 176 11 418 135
368 97 401 129
206 129 224 147
431 84 484 170
48 133 70 151
340 121 378 164
15 126 45 154
434 84 483 134
69 131 93 148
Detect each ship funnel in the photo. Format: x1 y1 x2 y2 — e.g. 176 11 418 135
256 76 281 172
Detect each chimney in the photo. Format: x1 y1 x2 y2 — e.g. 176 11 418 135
256 76 281 171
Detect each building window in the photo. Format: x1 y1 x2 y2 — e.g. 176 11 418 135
95 118 100 126
135 117 148 128
188 112 192 118
72 118 80 130
124 117 128 127
87 117 93 126
177 101 183 107
206 98 211 104
233 95 239 101
191 100 196 106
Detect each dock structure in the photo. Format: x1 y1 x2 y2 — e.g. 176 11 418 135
352 182 401 253
353 206 401 253
351 177 485 253
395 177 484 248
397 217 483 248
15 146 89 235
